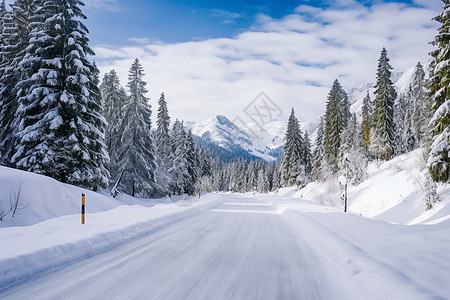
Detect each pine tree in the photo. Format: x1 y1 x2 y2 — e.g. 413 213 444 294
156 92 171 160
361 91 372 154
116 58 156 196
394 93 411 155
340 113 368 185
303 131 313 179
185 129 199 195
372 47 397 160
12 0 109 189
0 0 33 165
312 116 325 181
323 79 350 172
408 62 429 147
168 120 189 195
100 69 127 181
256 168 268 193
427 0 450 183
0 0 5 20
280 108 306 187
198 147 213 192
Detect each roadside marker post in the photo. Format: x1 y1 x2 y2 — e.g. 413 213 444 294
81 193 85 224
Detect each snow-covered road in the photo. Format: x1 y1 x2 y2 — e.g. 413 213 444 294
1 196 344 300
1 194 449 300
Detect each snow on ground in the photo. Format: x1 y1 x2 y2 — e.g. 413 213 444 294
0 166 121 227
1 193 449 299
291 148 450 225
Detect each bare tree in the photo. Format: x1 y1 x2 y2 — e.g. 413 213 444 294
0 180 29 221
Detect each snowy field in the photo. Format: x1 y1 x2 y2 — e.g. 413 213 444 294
0 151 449 299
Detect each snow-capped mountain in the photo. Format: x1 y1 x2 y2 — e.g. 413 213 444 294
188 63 426 163
189 115 283 162
188 115 318 162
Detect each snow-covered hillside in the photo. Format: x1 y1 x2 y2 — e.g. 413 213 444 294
283 148 450 225
0 166 120 227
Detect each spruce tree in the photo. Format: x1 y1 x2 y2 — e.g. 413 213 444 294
0 0 33 165
116 58 156 196
280 108 306 187
156 92 171 160
185 129 199 194
256 168 268 193
372 47 397 160
427 0 450 183
100 69 127 178
361 91 372 155
340 113 368 185
312 116 325 181
12 0 109 189
409 62 428 146
323 79 350 172
168 120 189 195
394 93 412 154
303 131 313 179
0 0 5 20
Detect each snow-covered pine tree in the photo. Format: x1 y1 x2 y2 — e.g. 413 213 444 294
340 113 368 185
303 131 313 179
408 62 428 147
323 79 350 173
198 147 212 178
84 61 110 190
280 108 306 187
12 0 109 189
394 92 411 155
372 47 397 161
156 92 171 160
0 0 33 165
264 162 279 192
0 1 5 159
198 147 213 192
100 69 127 178
361 91 372 155
312 116 325 181
116 58 156 196
256 168 268 193
168 119 189 195
185 129 199 195
246 161 258 191
427 0 450 183
0 0 5 22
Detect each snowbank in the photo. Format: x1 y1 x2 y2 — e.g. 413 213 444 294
0 166 121 227
297 149 450 225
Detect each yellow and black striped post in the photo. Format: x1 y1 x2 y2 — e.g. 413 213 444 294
81 193 85 224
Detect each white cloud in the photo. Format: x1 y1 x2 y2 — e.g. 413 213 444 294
93 2 440 124
210 9 243 24
128 37 151 45
85 0 120 12
413 0 442 10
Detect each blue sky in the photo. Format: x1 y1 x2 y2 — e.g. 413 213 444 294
83 0 436 45
84 0 304 45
